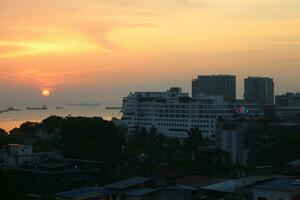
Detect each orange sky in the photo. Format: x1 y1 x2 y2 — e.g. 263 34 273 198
0 0 300 105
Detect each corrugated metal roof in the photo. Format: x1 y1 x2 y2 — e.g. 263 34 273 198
201 176 273 193
286 159 300 167
125 188 161 196
106 177 152 189
55 187 104 198
167 184 197 191
254 178 300 191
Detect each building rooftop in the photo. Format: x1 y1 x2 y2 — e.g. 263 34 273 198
125 188 161 196
167 184 197 191
172 175 227 188
196 74 236 78
38 161 71 169
7 144 26 147
286 159 300 167
201 176 274 193
16 159 102 174
254 178 300 191
106 177 152 190
55 187 104 199
144 170 192 180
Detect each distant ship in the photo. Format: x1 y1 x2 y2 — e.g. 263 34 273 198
27 105 47 110
66 102 100 106
0 106 21 113
105 106 122 110
6 106 21 112
56 106 64 110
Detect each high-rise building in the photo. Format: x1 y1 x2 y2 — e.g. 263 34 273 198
121 87 262 138
244 77 274 107
192 75 236 102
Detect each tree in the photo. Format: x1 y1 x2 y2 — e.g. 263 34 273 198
41 115 64 133
182 128 208 160
60 117 123 163
10 121 40 138
0 128 7 136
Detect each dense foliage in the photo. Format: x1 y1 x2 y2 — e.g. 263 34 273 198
60 116 123 163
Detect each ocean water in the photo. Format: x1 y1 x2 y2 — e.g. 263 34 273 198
0 105 121 132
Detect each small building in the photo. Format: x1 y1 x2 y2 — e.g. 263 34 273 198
55 187 105 200
4 144 33 167
3 144 62 168
253 178 300 200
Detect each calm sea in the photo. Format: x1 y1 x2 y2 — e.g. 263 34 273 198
0 105 121 132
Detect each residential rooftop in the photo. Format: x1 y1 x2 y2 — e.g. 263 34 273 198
106 177 152 190
125 188 161 196
55 187 104 199
201 176 274 193
171 175 227 188
254 178 300 191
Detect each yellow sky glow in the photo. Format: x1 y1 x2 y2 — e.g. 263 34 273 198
0 0 300 95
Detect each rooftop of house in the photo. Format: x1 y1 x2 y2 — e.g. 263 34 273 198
253 178 300 192
143 170 193 180
55 187 104 199
167 184 197 191
15 159 102 174
125 188 161 196
171 175 227 188
201 176 274 193
106 177 152 190
286 159 300 167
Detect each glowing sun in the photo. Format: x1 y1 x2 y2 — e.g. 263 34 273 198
42 90 50 97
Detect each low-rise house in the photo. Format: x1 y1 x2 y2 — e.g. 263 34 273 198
4 144 34 167
3 144 62 168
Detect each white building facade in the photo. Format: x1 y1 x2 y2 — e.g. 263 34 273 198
121 88 262 138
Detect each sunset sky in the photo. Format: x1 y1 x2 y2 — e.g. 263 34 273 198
1 0 300 106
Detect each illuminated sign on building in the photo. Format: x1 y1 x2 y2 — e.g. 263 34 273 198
236 106 249 114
